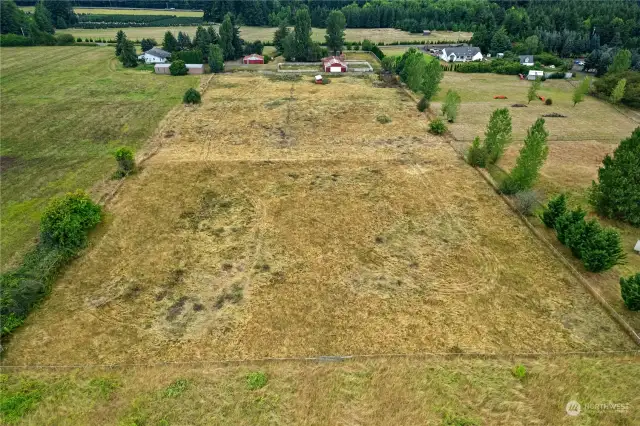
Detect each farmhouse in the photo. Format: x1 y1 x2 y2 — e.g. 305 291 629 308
323 56 348 73
527 70 544 80
243 54 264 64
138 47 171 64
519 55 535 66
440 46 483 62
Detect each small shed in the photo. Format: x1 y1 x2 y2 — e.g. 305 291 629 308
527 70 544 81
323 56 347 73
634 240 640 254
186 64 204 75
423 30 431 36
315 75 323 84
497 52 504 58
243 54 264 64
154 63 171 74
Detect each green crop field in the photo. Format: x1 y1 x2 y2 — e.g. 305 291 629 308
0 46 198 270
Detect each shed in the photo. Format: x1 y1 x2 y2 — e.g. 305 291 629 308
243 54 264 64
497 52 504 58
186 64 204 75
315 75 323 84
139 47 171 64
423 30 431 36
323 56 347 73
154 63 171 74
635 240 640 254
527 70 544 80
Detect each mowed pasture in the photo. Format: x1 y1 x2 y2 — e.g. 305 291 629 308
60 26 471 43
0 46 198 270
432 72 640 333
3 356 639 425
3 74 636 368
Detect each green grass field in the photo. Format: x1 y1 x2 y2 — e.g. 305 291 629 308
61 26 470 44
20 7 203 16
0 46 198 270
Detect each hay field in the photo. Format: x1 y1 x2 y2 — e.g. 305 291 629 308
20 6 203 16
0 46 198 270
3 356 639 425
3 74 635 368
60 26 470 43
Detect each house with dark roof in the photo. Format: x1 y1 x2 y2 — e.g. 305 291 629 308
138 47 171 64
519 55 534 66
439 46 482 62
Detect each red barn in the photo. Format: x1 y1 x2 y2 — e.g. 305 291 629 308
323 56 347 73
243 54 264 64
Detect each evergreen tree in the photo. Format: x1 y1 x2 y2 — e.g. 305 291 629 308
490 27 511 55
611 79 627 104
177 31 192 51
207 26 218 44
470 24 490 54
325 10 346 55
590 127 640 226
609 49 632 74
163 31 178 52
273 20 290 54
501 119 549 194
541 194 567 229
484 108 512 164
230 15 243 59
219 13 235 60
573 76 590 106
119 39 138 68
115 30 126 57
0 0 28 35
620 273 640 311
43 0 76 27
194 26 211 60
466 136 487 167
140 38 156 52
208 44 225 73
34 0 54 34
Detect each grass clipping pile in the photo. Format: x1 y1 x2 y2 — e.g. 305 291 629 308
5 74 635 366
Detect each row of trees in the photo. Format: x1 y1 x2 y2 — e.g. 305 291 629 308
0 0 71 45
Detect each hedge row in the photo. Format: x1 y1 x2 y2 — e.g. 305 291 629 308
448 59 532 76
72 16 203 29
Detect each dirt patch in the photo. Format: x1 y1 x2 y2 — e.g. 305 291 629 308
0 156 18 173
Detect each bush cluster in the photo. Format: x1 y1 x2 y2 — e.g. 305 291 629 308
429 118 447 135
170 60 188 76
114 147 135 177
183 88 202 104
451 59 531 76
541 194 625 273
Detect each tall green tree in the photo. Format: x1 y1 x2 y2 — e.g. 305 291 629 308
163 31 178 52
273 20 290 54
119 39 138 68
484 108 512 164
177 31 192 51
590 127 640 226
208 44 225 73
43 0 76 27
194 26 211 60
207 26 219 44
219 13 235 60
527 78 541 104
293 8 313 60
420 59 443 101
1 0 28 35
502 118 549 194
609 49 632 74
490 27 511 55
33 0 54 34
325 10 346 55
402 53 427 93
611 79 627 104
573 76 591 106
115 30 126 56
140 38 156 52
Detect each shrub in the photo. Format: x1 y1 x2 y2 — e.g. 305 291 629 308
545 98 553 105
56 33 75 46
263 54 271 64
540 193 567 228
514 191 538 216
620 273 640 311
76 37 82 43
589 128 640 227
246 372 268 390
183 88 201 104
466 136 486 167
0 34 33 46
114 147 135 177
429 118 447 135
40 191 102 251
208 44 224 73
512 364 527 380
381 56 396 73
416 96 428 112
442 89 461 122
169 60 188 76
554 208 586 245
164 379 189 398
376 114 391 124
484 108 512 164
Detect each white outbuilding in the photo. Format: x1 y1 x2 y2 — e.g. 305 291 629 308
527 70 544 80
634 240 640 254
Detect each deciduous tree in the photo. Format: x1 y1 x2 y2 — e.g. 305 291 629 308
501 118 549 194
610 78 627 104
484 108 512 164
325 10 346 55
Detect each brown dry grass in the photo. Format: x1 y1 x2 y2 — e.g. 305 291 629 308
3 356 640 425
3 74 636 368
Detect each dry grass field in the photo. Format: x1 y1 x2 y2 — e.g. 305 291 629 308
3 74 636 372
60 26 470 43
3 356 639 425
20 6 203 16
432 72 640 334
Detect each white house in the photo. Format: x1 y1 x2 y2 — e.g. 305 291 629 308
519 55 535 66
439 46 483 62
138 47 171 64
527 70 544 80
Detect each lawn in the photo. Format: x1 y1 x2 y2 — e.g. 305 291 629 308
0 46 199 270
2 356 639 425
60 26 470 44
3 74 635 369
432 71 640 333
